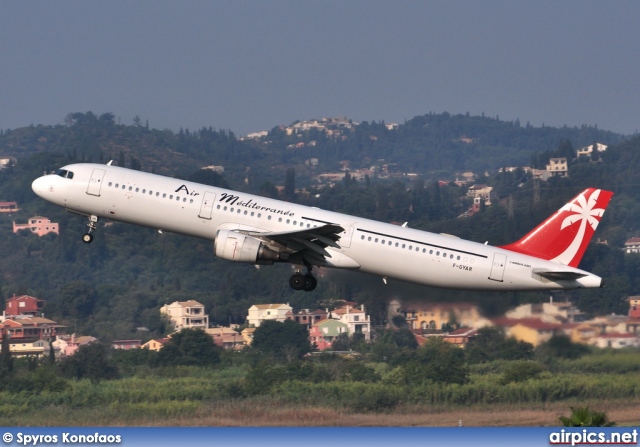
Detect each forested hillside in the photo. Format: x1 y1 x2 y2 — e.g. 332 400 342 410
1 111 639 342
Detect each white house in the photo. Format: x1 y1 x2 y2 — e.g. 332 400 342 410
331 304 371 341
247 303 293 327
160 300 209 330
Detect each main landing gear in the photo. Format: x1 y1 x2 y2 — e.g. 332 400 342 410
82 215 99 244
289 265 318 292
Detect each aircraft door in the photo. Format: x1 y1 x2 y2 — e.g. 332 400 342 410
198 192 216 219
339 223 356 248
86 169 106 196
489 252 507 282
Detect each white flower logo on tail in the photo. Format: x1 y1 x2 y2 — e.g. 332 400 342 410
551 189 606 265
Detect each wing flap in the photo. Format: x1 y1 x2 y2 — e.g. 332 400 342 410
244 223 345 265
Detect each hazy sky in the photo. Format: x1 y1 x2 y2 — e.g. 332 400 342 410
2 1 639 136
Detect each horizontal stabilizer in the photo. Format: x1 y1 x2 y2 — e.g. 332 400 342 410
533 269 587 281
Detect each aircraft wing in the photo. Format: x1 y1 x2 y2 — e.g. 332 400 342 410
244 223 345 264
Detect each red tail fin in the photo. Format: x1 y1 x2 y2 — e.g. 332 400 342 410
500 188 613 267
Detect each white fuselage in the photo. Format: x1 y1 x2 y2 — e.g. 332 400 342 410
32 163 603 291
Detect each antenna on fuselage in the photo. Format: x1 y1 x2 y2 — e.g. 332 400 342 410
107 160 113 166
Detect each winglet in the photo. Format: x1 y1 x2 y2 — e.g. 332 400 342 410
500 188 613 267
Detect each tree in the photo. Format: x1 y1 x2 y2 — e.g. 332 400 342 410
559 406 615 427
500 360 544 384
465 327 533 363
0 330 13 376
284 168 296 200
187 169 229 188
156 328 222 367
536 334 590 361
251 320 312 361
58 342 119 384
411 337 469 384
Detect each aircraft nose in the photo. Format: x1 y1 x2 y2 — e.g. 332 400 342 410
31 176 49 197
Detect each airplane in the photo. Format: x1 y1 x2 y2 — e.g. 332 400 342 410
31 162 613 292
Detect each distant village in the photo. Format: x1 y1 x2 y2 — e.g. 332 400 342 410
2 289 640 360
2 139 640 359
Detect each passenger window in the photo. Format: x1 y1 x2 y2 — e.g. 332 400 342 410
115 183 119 188
108 182 113 187
129 187 133 191
163 193 166 198
122 185 126 190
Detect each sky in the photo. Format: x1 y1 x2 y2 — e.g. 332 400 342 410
1 1 639 137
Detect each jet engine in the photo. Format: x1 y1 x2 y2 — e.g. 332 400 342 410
214 229 282 265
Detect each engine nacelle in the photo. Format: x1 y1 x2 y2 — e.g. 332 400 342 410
214 229 281 265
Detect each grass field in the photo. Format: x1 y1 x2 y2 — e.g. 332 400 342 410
2 399 639 427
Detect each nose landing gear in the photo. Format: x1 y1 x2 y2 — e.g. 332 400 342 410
82 215 99 243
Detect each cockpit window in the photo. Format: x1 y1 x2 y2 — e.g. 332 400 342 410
55 169 74 179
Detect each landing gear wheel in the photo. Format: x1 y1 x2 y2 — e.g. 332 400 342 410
83 215 99 244
302 274 317 291
289 272 305 290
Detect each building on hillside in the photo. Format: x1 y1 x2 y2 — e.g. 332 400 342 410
247 303 292 327
142 338 170 351
52 334 97 357
7 338 50 357
441 327 478 347
112 340 142 350
331 304 371 341
0 201 19 213
4 294 46 317
393 300 491 332
0 158 16 169
624 238 640 254
509 320 568 347
628 296 640 319
0 316 64 342
466 185 494 206
286 308 328 330
160 300 209 330
577 143 607 158
593 333 640 349
505 300 586 323
309 319 349 350
206 327 245 349
241 327 256 346
546 158 568 177
13 216 59 237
